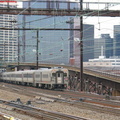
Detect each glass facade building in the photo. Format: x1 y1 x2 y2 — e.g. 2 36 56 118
72 18 94 65
114 25 120 57
94 34 113 58
102 34 113 58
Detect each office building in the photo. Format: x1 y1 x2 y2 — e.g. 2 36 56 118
69 18 94 66
94 34 113 58
84 56 120 67
0 1 18 63
114 25 120 57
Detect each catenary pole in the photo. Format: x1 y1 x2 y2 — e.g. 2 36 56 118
17 30 20 71
36 30 39 70
80 0 83 91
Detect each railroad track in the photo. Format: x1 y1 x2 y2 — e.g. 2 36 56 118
1 83 120 117
58 100 120 116
0 99 88 120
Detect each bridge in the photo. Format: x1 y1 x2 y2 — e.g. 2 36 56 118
5 62 120 96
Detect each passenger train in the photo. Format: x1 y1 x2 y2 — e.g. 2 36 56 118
0 67 69 90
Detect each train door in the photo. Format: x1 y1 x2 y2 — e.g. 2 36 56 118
34 71 42 87
56 72 64 84
34 71 42 83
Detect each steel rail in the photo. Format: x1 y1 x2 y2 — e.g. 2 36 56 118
58 100 120 116
0 99 88 120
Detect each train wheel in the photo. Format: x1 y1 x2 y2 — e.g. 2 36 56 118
36 83 39 88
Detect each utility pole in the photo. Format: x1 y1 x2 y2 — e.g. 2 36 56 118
17 30 20 71
36 30 39 70
80 0 83 91
22 15 26 62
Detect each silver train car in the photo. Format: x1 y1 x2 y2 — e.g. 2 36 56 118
0 68 69 90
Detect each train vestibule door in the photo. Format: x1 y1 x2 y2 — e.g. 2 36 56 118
56 72 64 84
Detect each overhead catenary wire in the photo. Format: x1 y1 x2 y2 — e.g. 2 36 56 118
15 0 120 40
2 0 120 63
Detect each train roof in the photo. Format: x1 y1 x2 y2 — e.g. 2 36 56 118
2 68 68 74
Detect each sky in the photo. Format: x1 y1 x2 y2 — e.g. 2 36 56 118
83 0 120 38
17 2 22 8
17 0 120 38
83 17 120 38
68 0 120 38
84 0 120 2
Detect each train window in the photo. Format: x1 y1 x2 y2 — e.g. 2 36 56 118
3 75 6 77
13 74 15 77
64 73 67 77
24 74 28 78
28 74 33 78
16 74 22 78
43 74 48 78
18 74 20 77
58 73 60 77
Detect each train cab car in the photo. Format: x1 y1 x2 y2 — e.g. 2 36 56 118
34 68 68 90
50 68 68 89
